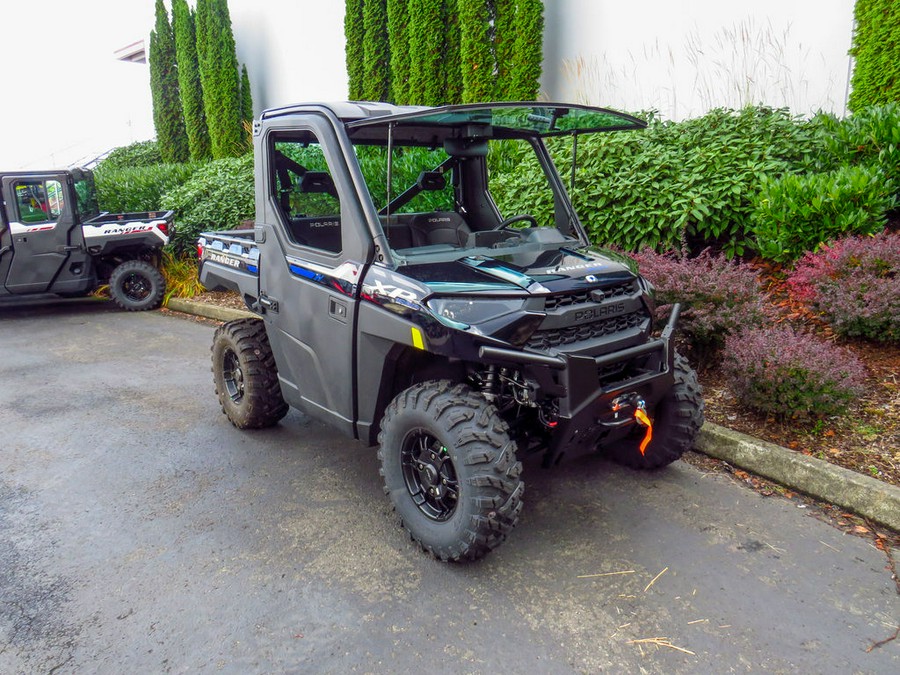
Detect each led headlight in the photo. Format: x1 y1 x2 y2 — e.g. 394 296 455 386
427 297 528 328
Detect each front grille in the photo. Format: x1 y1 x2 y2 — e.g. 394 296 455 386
525 311 648 351
544 280 637 310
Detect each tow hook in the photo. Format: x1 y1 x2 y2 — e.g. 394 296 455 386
633 400 653 456
609 394 654 455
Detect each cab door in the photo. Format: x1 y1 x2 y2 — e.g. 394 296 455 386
1 173 88 294
256 119 372 437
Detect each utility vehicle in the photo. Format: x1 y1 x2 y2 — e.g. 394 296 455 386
0 168 172 310
198 102 704 561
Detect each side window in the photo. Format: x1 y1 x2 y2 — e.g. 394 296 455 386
271 131 342 254
14 180 64 224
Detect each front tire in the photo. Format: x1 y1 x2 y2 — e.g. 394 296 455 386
211 318 288 429
378 381 524 562
108 260 165 311
604 352 704 470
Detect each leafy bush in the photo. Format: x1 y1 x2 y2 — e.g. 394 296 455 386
820 103 900 177
630 248 767 361
723 326 867 418
752 164 896 263
161 154 255 251
94 162 200 213
551 106 824 257
787 232 900 342
97 140 163 171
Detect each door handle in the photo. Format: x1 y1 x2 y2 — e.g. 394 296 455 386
259 294 279 313
329 297 348 323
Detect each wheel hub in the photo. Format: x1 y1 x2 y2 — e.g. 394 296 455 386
123 273 150 301
222 349 245 402
401 429 459 521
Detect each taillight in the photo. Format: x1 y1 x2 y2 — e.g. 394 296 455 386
197 244 204 258
158 222 169 235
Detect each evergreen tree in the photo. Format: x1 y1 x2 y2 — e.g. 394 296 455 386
387 0 410 104
443 0 463 104
345 0 365 100
509 0 543 100
172 0 211 161
240 63 253 147
362 0 390 101
408 0 446 105
149 0 189 163
492 0 516 99
459 0 495 103
849 0 900 110
197 0 243 158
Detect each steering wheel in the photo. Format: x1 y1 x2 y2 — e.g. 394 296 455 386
494 214 538 230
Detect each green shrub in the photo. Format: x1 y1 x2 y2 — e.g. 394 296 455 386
161 154 255 251
787 232 900 342
723 326 867 419
819 103 900 186
527 107 824 257
752 164 896 263
97 141 163 171
95 163 201 213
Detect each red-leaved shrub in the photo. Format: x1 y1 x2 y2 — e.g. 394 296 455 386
723 326 867 418
631 248 767 361
787 232 900 342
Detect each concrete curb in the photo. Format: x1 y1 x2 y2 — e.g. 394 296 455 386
165 297 257 322
697 422 900 532
161 297 900 533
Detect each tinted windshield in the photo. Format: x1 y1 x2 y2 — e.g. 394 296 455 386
352 134 578 259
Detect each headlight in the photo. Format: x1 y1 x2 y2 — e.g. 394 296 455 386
427 297 527 327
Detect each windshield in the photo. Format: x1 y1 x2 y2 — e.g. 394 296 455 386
347 103 642 262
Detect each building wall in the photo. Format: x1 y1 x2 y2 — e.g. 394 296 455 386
543 0 856 119
228 0 856 120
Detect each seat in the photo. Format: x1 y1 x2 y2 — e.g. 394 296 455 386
408 211 471 248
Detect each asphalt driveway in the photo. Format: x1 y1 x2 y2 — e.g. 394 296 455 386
1 299 897 673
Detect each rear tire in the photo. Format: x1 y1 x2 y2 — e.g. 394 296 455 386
109 260 165 311
212 318 288 429
378 380 524 562
604 352 704 470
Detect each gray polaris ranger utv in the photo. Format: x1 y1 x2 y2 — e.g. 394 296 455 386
198 102 704 561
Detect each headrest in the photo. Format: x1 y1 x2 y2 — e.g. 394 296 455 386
416 171 446 191
299 171 337 196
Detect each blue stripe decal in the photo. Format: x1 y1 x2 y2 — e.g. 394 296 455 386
289 263 325 282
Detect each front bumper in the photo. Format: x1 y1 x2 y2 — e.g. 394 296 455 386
479 304 682 459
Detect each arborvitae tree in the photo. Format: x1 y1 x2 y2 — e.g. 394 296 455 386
362 0 390 101
172 0 211 161
149 0 189 163
849 0 900 110
240 63 253 149
387 0 410 104
408 0 447 105
197 0 243 158
443 0 463 104
492 0 516 100
459 0 495 103
508 0 543 100
345 0 365 100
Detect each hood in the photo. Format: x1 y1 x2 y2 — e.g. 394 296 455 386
401 246 638 296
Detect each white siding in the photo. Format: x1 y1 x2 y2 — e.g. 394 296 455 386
542 0 856 118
